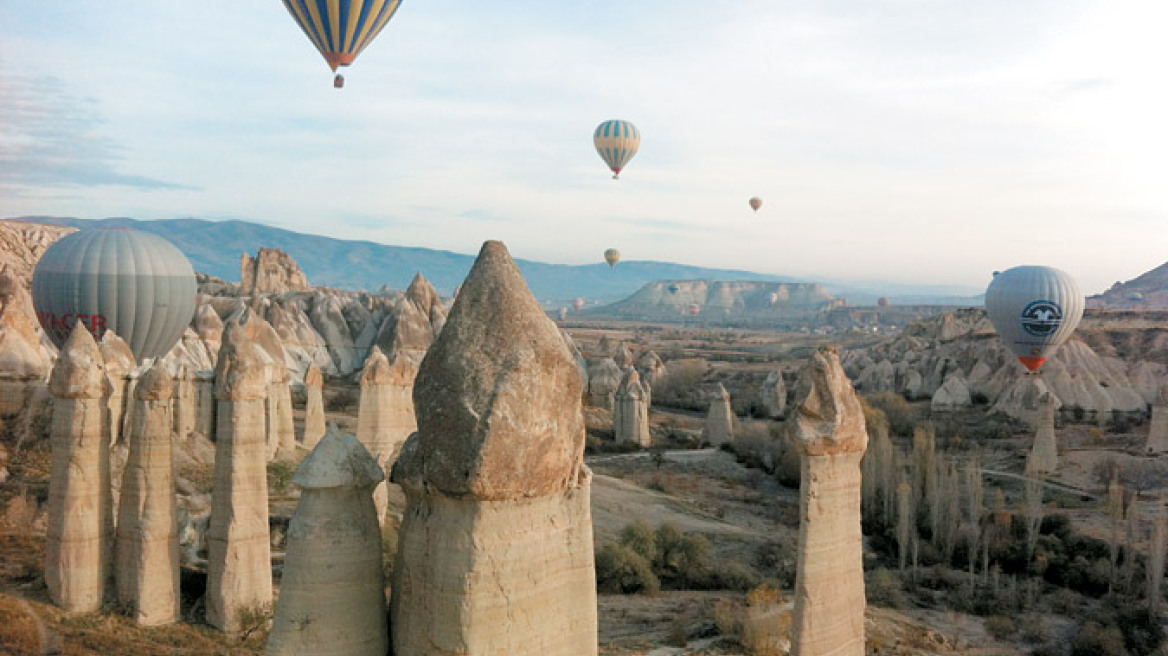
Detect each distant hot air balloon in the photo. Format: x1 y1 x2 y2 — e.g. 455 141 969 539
984 265 1084 372
604 249 621 268
749 197 763 212
686 304 701 316
1129 292 1145 302
32 228 197 361
573 297 586 311
280 0 404 87
668 283 680 294
767 292 779 305
877 297 890 308
594 120 640 179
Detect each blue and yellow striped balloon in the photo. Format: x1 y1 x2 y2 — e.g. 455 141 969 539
281 0 402 75
593 120 640 180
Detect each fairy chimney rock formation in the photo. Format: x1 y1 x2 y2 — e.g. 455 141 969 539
390 240 598 656
302 364 327 450
46 323 111 613
267 427 387 656
614 367 651 447
761 370 787 418
206 320 273 632
115 363 180 626
702 383 735 446
240 248 310 296
790 348 868 656
1025 392 1060 475
0 264 53 414
404 272 448 335
931 374 972 413
100 332 136 445
1148 389 1168 454
635 349 666 390
356 345 415 518
613 343 633 368
587 357 622 410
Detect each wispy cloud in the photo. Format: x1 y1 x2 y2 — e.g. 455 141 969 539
0 70 192 191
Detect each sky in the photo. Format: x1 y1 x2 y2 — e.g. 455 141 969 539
1 1 1166 296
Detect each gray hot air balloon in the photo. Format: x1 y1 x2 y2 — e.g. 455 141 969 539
32 228 197 361
984 265 1084 372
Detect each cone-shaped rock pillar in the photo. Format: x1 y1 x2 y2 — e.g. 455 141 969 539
206 320 273 632
356 345 415 519
267 426 387 656
46 324 111 613
390 240 597 656
115 363 180 626
761 370 787 419
702 383 735 446
301 364 327 450
790 348 868 656
614 368 651 447
1025 392 1059 475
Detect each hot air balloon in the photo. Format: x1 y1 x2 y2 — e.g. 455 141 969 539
32 228 197 361
984 265 1084 372
668 284 680 294
686 304 702 316
1129 292 1145 302
604 249 620 268
594 120 640 179
749 197 762 212
281 0 404 87
573 298 586 311
877 297 890 308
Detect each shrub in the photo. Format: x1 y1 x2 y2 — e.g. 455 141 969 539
863 391 915 436
653 359 709 410
1020 614 1051 643
655 523 711 587
866 568 908 609
985 615 1017 640
619 520 657 561
267 461 296 496
595 544 660 595
754 538 797 588
325 386 359 411
1071 621 1130 656
708 563 761 592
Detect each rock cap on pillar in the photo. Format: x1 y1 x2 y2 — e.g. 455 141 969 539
393 240 585 501
304 363 323 388
135 362 175 401
790 347 868 456
214 318 268 401
360 345 398 385
296 423 384 489
50 323 105 399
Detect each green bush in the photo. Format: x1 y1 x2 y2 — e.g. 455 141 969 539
985 615 1017 640
1071 621 1130 656
863 391 915 436
595 544 660 595
865 568 908 609
655 523 711 586
619 520 657 561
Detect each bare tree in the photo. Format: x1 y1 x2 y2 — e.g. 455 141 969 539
897 478 913 572
1108 464 1124 593
1024 480 1044 566
964 456 984 584
1148 497 1167 613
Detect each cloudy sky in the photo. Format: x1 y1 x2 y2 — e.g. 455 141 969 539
1 0 1165 294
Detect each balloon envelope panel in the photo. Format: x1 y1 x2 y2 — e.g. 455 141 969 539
594 120 640 175
32 229 197 361
281 0 403 71
984 265 1084 371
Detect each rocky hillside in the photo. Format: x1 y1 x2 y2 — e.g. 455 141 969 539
1088 260 1168 309
589 280 843 325
0 221 76 282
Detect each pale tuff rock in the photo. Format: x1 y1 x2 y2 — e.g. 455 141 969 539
206 320 273 632
373 293 434 370
115 364 180 626
761 370 787 419
561 329 590 392
100 332 136 446
587 357 622 411
229 308 296 459
404 272 448 336
309 293 365 375
702 383 735 447
302 364 327 450
0 265 53 416
789 348 868 656
635 349 666 390
1025 393 1059 475
0 220 76 282
613 342 633 369
994 376 1060 429
614 368 651 447
194 370 216 440
391 241 597 656
100 332 135 572
356 345 415 519
267 427 387 656
173 366 197 440
240 248 311 296
194 302 225 354
1148 391 1168 454
931 374 972 413
263 297 336 380
46 324 111 613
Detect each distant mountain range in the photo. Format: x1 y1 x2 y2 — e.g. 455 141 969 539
8 216 984 305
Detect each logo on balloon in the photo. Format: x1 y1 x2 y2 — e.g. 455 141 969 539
1020 300 1063 337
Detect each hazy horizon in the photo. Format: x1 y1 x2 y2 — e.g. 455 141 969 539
2 1 1165 295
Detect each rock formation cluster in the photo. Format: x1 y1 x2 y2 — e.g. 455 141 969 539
390 241 597 656
240 248 311 296
790 348 868 656
267 427 387 656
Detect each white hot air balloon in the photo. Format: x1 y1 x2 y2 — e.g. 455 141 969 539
984 265 1084 372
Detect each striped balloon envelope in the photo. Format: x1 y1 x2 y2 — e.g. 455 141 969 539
32 228 197 362
593 120 640 179
281 0 403 83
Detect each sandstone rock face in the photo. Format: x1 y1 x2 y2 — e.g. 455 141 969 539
761 370 787 419
302 364 326 450
789 348 868 656
635 350 666 390
0 220 76 280
614 368 651 447
100 332 136 446
267 427 387 656
930 374 972 413
355 345 415 518
1025 393 1059 475
613 343 633 369
587 358 622 411
561 329 589 392
702 383 734 446
240 248 311 296
390 241 597 655
206 320 273 633
115 364 180 626
46 324 111 613
0 264 54 416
